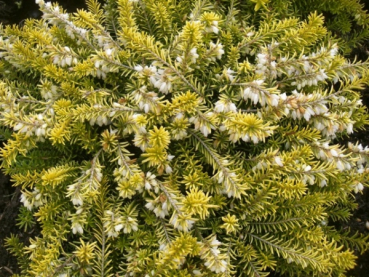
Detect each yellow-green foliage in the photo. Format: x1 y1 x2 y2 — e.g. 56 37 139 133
1 0 369 276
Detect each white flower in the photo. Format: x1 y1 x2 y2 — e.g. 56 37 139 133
72 223 83 234
205 20 219 34
210 236 221 247
330 45 338 57
200 125 210 137
134 65 143 72
274 156 283 167
225 68 235 81
353 182 364 193
159 243 167 251
153 205 168 218
144 172 158 191
13 122 23 131
251 135 259 144
330 149 338 157
155 80 171 94
346 123 354 134
145 181 152 190
257 53 267 65
76 207 84 215
319 179 327 187
145 201 155 210
214 99 237 113
209 42 224 60
20 193 33 210
336 160 345 171
205 259 227 273
190 48 199 63
114 223 124 232
90 115 109 126
165 165 173 174
269 94 279 107
150 68 172 94
214 101 225 113
71 195 83 206
35 127 46 137
105 48 113 56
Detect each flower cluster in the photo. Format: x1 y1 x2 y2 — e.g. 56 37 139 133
93 59 112 79
103 209 124 238
312 142 352 171
96 35 116 50
282 90 329 121
170 113 189 140
348 142 369 166
311 111 354 138
207 42 225 61
214 98 237 113
52 46 78 67
215 167 240 198
65 25 88 42
176 48 199 64
352 182 364 193
145 195 170 218
20 188 44 211
256 51 277 79
291 69 328 90
39 2 69 25
38 0 87 41
223 68 235 82
189 112 216 137
39 82 59 100
88 104 109 126
199 236 228 273
139 172 157 191
242 79 280 107
132 86 161 114
67 162 103 209
135 64 173 94
69 206 87 234
13 114 48 138
103 203 139 237
204 20 219 34
252 155 284 170
280 45 337 87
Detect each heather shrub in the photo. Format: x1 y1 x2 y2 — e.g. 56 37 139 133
1 0 369 276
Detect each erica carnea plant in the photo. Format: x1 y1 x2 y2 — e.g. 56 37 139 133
1 0 369 276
